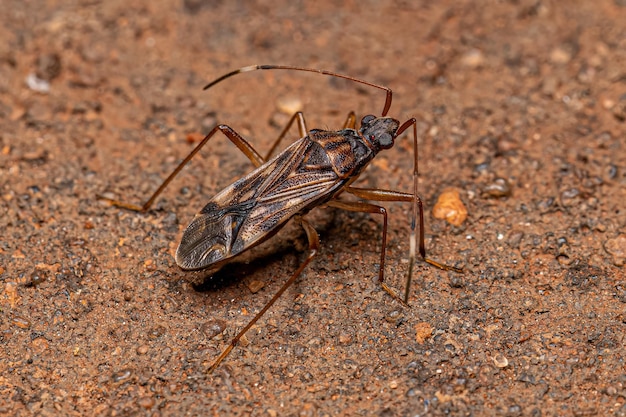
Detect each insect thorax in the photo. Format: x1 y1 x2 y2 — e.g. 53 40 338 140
308 128 375 178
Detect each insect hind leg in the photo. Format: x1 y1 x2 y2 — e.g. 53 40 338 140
208 215 319 373
98 124 266 213
324 199 407 303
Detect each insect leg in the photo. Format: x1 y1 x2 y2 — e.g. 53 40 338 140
264 112 308 160
324 199 408 303
345 187 412 202
342 111 357 129
343 187 462 302
208 216 320 374
263 110 355 161
98 124 266 212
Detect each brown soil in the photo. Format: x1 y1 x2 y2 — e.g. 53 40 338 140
1 1 625 416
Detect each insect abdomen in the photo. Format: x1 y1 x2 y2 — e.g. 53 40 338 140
176 202 253 270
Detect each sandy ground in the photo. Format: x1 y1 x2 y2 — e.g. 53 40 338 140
1 0 625 415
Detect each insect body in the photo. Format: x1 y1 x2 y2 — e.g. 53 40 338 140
100 65 461 373
176 116 398 271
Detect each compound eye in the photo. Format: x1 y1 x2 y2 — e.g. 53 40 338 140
379 132 393 148
361 115 376 126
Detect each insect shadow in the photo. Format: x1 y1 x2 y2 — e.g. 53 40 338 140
99 64 462 373
191 232 301 293
192 204 346 294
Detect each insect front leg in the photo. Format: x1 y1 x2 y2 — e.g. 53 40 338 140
98 124 266 212
324 199 409 304
343 187 462 303
208 216 320 374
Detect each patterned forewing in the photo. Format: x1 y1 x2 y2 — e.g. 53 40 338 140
175 137 343 270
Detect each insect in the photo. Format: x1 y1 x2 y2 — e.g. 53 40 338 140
99 65 462 373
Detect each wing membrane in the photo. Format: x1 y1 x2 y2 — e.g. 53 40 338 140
176 137 344 270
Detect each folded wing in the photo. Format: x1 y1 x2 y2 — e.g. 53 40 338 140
176 137 344 270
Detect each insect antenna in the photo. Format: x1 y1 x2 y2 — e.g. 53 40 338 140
203 64 394 117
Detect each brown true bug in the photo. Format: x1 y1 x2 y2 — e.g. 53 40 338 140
100 65 462 373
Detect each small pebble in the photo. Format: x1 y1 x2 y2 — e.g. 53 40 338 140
415 322 433 344
239 333 250 347
276 96 303 115
31 337 49 352
461 49 485 68
25 73 50 93
604 235 626 266
560 188 580 206
482 178 512 198
605 164 618 180
148 325 166 340
508 231 524 249
497 137 518 154
12 314 31 329
521 297 537 311
25 271 47 287
143 259 155 272
432 188 468 226
541 76 559 96
35 53 62 81
201 319 227 339
338 331 353 344
449 275 464 288
493 354 509 368
517 373 536 384
385 310 401 323
247 279 265 294
112 369 132 383
550 46 573 64
308 336 322 347
185 132 204 144
137 396 155 409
